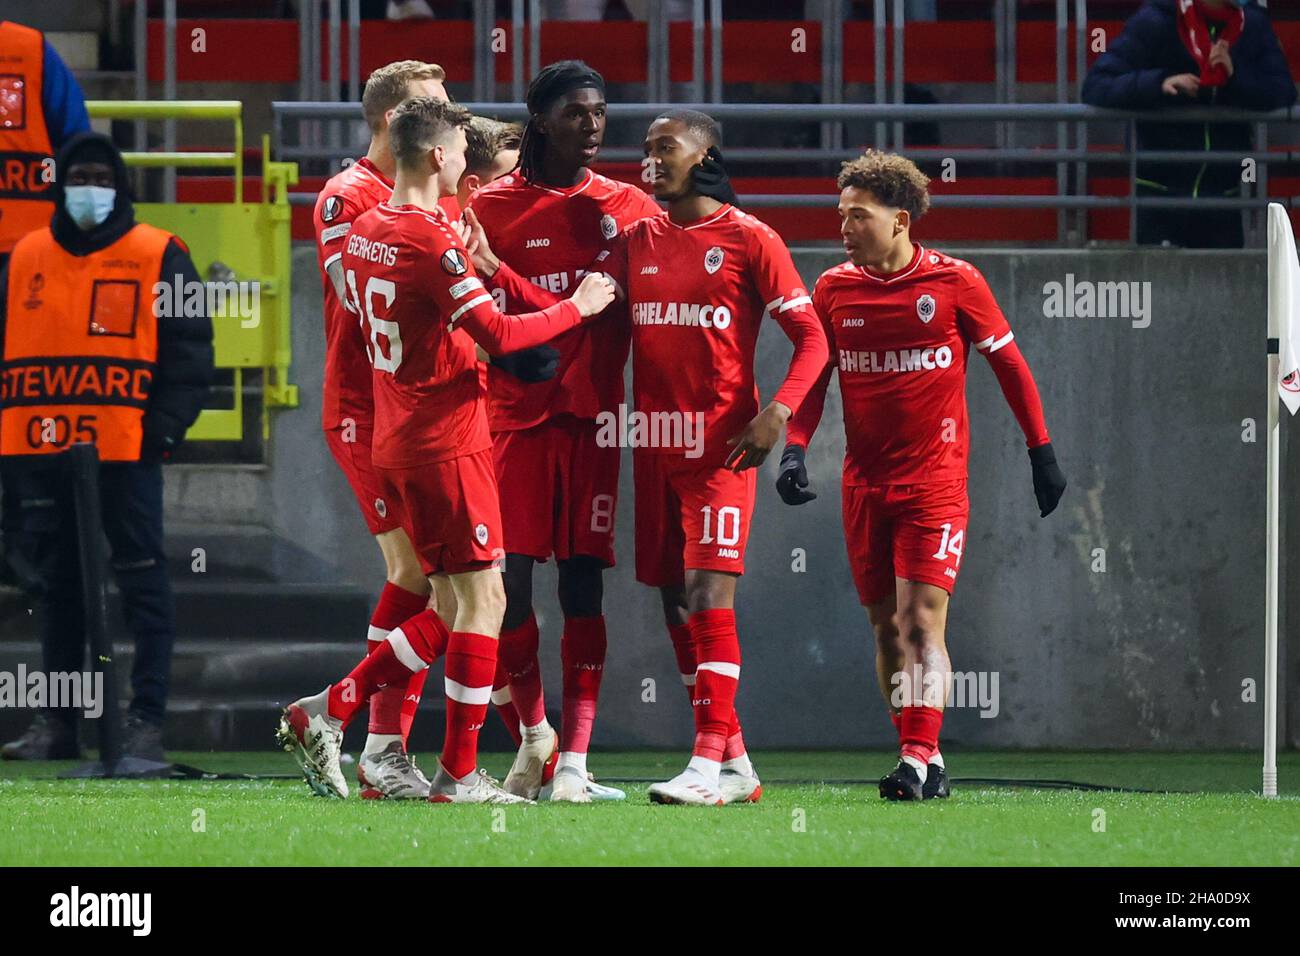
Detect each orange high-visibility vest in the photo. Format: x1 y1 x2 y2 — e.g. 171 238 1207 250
1 223 174 462
0 22 56 255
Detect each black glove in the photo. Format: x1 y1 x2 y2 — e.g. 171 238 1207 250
775 443 817 505
692 146 738 206
491 345 561 383
140 420 179 462
1029 443 1066 517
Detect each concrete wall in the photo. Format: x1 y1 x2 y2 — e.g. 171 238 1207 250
177 244 1294 751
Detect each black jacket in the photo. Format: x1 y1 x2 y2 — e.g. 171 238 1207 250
0 132 214 460
1081 0 1297 197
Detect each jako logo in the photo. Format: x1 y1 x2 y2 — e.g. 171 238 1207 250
50 886 152 936
524 237 550 248
1042 274 1151 329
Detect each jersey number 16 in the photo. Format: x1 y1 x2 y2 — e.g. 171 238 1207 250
345 269 403 373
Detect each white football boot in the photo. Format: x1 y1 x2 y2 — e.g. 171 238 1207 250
583 777 627 801
545 765 592 803
357 741 432 800
647 767 724 806
540 771 628 802
427 764 534 804
277 687 349 798
719 767 762 804
503 724 559 800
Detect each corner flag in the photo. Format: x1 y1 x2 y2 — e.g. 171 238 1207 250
1262 203 1295 798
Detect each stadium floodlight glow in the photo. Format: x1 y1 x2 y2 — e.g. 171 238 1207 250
1263 203 1299 800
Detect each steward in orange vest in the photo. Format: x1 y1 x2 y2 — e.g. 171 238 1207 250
0 20 91 259
0 132 213 763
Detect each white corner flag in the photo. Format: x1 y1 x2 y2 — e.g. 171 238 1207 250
1262 203 1296 798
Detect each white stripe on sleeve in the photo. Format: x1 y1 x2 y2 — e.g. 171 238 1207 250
448 293 494 325
986 330 1015 353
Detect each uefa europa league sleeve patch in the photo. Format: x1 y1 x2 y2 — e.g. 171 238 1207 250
441 248 468 276
321 195 343 222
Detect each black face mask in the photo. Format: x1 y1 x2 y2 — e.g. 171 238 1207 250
691 146 738 207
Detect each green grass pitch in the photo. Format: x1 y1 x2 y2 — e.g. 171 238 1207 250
2 750 1298 866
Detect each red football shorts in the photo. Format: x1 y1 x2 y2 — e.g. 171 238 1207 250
324 425 405 535
377 449 503 576
633 451 757 588
491 415 619 566
842 479 969 606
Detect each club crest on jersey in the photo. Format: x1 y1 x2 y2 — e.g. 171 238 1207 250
704 246 724 275
601 214 617 240
322 195 343 222
374 498 387 518
916 293 936 324
441 248 468 276
474 523 489 546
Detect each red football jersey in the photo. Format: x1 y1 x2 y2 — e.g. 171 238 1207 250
313 157 393 431
342 201 586 470
809 245 1015 485
603 203 827 465
468 168 661 432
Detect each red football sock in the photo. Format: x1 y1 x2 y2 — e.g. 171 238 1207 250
398 668 430 746
560 615 606 754
491 661 522 746
498 613 546 728
328 608 448 726
722 708 748 761
900 705 944 765
367 583 429 737
890 710 902 743
441 631 498 779
667 621 696 702
688 609 741 763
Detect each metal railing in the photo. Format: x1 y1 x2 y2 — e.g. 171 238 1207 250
273 99 1298 245
135 2 1128 120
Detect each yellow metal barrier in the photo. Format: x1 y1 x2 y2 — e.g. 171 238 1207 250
84 101 299 441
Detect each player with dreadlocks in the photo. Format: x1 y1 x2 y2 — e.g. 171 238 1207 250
463 61 661 802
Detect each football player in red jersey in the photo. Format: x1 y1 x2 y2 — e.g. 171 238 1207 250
280 98 616 804
312 60 452 799
464 62 661 803
473 110 829 805
778 152 1067 801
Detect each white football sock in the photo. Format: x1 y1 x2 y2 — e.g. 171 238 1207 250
557 751 587 776
721 752 754 777
522 719 552 742
929 751 945 770
686 755 722 787
901 754 929 784
363 733 402 757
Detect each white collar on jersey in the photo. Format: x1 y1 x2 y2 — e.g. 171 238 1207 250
667 203 733 231
527 167 595 197
856 243 926 283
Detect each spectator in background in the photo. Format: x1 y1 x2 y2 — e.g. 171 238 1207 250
1082 0 1296 248
0 19 91 268
0 134 213 763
